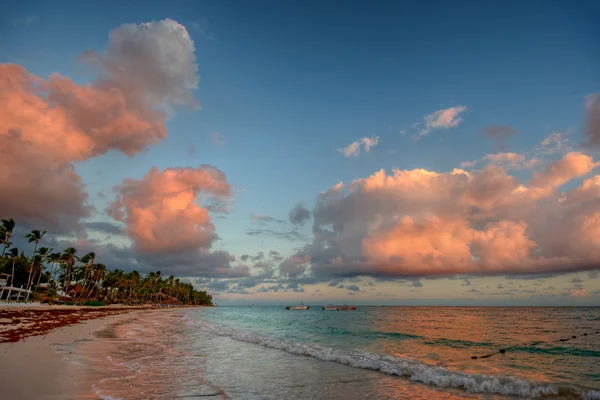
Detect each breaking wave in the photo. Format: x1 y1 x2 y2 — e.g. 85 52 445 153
188 318 600 399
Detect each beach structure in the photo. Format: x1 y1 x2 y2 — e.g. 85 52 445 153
0 273 32 302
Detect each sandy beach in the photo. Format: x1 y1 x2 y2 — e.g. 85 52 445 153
0 306 180 399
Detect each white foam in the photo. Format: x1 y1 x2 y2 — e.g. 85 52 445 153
189 319 600 399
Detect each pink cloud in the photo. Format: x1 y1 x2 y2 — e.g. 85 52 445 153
295 149 600 278
571 289 587 297
109 166 231 254
0 18 200 232
415 105 467 139
338 136 379 157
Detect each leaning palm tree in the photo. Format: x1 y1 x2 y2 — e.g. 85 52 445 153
24 230 46 301
78 252 96 304
1 218 16 257
5 248 19 300
61 248 78 297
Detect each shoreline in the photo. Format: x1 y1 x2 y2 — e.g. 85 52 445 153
0 307 182 399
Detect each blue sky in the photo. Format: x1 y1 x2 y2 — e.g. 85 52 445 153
1 0 600 304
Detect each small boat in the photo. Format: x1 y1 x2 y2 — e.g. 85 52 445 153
337 303 357 311
322 305 338 310
286 302 310 310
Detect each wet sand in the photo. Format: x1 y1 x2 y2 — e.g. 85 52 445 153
0 307 183 399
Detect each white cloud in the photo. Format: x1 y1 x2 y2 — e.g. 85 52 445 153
415 105 467 139
338 136 380 157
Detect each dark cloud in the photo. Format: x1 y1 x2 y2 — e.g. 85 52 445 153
462 279 471 286
246 228 308 242
346 284 360 292
240 254 250 262
583 94 600 149
466 288 479 293
251 213 286 224
588 271 599 279
84 221 124 235
289 203 311 226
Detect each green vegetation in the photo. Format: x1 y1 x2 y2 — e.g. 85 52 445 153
0 218 213 306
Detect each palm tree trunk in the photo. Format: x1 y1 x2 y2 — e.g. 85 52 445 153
25 243 38 300
7 258 16 301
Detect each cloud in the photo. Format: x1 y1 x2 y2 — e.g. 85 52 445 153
466 288 480 293
287 147 600 280
483 125 517 140
346 284 360 292
289 203 311 226
9 15 38 26
583 94 600 149
570 289 587 297
269 250 284 261
279 255 311 278
210 131 225 146
462 279 471 286
415 105 467 139
0 18 199 233
108 165 231 254
246 228 309 242
84 221 124 236
483 125 517 150
251 213 286 224
338 136 379 157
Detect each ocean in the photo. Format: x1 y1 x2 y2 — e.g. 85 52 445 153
66 307 600 399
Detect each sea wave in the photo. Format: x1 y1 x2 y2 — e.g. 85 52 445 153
188 318 600 399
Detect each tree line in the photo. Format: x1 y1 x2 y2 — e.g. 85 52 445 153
0 218 213 306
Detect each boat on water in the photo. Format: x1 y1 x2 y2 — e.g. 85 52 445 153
286 303 310 310
322 303 357 311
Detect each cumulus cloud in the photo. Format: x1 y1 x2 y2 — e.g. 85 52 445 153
284 147 600 280
415 105 467 139
583 94 600 149
279 255 311 278
338 136 379 157
289 203 311 226
109 165 230 254
0 18 199 232
570 289 587 297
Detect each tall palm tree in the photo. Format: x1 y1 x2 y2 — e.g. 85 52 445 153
61 247 78 297
78 252 96 304
1 218 16 257
5 248 19 300
25 247 52 300
25 229 46 300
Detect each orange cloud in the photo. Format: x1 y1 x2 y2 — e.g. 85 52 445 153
0 18 199 232
570 289 587 297
297 148 600 278
109 166 231 254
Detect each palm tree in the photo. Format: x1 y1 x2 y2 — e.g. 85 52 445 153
61 247 78 298
25 229 46 300
78 252 96 304
1 218 16 257
47 252 62 284
6 248 19 300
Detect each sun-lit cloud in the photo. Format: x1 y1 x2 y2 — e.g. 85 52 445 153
0 18 199 233
570 289 587 297
108 165 231 254
282 137 600 280
338 136 379 157
414 105 467 139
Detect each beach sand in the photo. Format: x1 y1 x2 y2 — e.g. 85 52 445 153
0 306 180 399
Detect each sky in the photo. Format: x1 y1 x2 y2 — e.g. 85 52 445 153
1 0 600 305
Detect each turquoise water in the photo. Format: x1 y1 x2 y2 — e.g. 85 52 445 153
86 307 600 399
